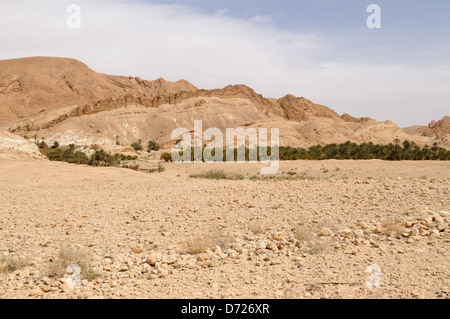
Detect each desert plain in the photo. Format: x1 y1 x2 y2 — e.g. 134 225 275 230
0 158 449 299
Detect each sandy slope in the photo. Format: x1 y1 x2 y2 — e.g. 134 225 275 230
0 159 448 299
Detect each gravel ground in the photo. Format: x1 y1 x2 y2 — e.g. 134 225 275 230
0 159 449 299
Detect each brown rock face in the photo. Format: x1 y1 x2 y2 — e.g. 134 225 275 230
341 113 373 123
275 94 341 122
428 116 450 138
0 56 198 124
403 116 450 140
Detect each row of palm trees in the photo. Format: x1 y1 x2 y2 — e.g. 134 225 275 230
163 140 450 161
279 140 450 161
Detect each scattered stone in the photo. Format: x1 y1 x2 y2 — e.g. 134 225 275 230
318 228 333 237
41 285 52 293
256 241 267 250
131 246 143 254
29 289 44 297
146 255 158 266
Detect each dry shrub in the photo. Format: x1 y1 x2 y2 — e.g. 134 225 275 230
183 234 214 255
294 218 334 254
295 226 315 241
43 246 99 281
294 218 316 241
183 231 234 254
294 226 331 254
0 255 30 273
382 217 406 237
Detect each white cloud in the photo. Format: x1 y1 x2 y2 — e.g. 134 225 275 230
0 0 448 126
249 15 273 24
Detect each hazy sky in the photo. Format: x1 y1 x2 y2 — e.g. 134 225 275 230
1 0 449 126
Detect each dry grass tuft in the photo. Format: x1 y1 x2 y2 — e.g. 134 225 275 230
0 255 30 273
42 246 99 281
294 219 334 254
183 234 214 255
183 231 234 254
382 217 406 237
294 226 315 241
294 218 316 241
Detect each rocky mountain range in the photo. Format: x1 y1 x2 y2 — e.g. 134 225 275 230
0 57 448 157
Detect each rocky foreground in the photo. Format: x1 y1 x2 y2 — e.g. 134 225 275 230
0 159 449 299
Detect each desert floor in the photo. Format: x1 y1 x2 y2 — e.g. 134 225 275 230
0 159 449 299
